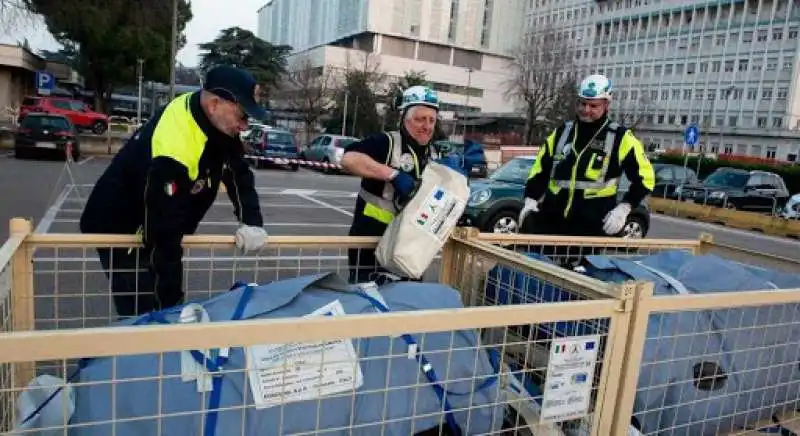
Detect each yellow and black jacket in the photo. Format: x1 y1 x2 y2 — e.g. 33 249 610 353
80 91 262 305
525 116 655 223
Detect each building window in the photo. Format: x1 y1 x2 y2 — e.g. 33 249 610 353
712 61 721 72
767 147 777 159
729 116 737 127
724 60 734 72
747 89 757 100
758 29 768 41
738 59 748 71
724 144 734 154
789 26 798 39
762 89 773 100
777 88 788 100
773 117 783 128
758 117 767 127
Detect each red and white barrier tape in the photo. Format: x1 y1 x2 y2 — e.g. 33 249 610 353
244 155 344 170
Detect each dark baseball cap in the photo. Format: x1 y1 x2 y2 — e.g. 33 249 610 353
203 66 267 120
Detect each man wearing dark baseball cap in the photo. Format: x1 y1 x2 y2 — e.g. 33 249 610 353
80 65 269 318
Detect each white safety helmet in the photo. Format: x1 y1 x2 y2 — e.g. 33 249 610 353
396 85 440 111
578 74 613 100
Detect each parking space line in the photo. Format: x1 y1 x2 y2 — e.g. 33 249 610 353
77 156 94 165
50 219 350 228
35 184 73 234
297 194 354 217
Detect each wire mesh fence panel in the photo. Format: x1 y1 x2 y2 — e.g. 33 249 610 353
0 250 14 432
0 283 624 436
623 289 800 436
28 237 390 331
474 234 702 270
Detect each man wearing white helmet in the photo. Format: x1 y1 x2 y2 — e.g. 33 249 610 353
341 85 443 283
519 74 655 238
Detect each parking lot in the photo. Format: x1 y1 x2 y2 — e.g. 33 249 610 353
1 154 799 328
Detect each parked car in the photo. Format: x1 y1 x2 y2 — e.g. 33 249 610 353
301 134 359 170
459 156 651 238
651 163 699 198
434 140 489 178
243 125 300 171
679 167 790 213
19 96 109 134
14 113 80 161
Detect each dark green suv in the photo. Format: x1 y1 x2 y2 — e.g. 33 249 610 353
460 156 651 238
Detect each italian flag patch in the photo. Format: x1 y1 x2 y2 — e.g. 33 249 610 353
165 182 177 196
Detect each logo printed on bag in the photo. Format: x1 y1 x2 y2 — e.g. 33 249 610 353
399 153 415 172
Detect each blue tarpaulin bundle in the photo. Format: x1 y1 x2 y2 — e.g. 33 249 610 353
18 273 507 436
436 140 486 177
485 249 800 435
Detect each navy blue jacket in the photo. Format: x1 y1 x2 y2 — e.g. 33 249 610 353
80 91 262 306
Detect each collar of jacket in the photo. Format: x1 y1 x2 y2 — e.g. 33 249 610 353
575 114 610 134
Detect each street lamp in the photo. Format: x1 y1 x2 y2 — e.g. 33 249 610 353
168 0 178 100
461 67 473 137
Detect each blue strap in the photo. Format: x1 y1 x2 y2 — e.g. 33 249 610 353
355 291 499 436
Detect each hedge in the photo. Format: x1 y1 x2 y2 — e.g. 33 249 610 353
654 153 800 194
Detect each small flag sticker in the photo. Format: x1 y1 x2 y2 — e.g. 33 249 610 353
554 344 567 353
433 189 444 200
165 182 177 197
585 341 596 351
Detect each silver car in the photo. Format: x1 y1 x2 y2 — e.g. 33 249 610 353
301 134 359 168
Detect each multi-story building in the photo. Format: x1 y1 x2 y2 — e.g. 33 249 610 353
256 0 526 118
527 0 800 161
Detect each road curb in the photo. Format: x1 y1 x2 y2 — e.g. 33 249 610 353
650 197 800 239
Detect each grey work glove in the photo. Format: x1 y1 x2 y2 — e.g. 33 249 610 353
602 203 632 235
235 225 268 252
518 198 539 227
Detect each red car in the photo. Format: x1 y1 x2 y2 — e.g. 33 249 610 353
19 96 109 134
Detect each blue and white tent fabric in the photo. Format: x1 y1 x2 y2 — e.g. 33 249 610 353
486 249 800 435
16 273 509 436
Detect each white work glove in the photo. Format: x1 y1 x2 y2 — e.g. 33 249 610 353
602 203 632 236
518 198 539 226
235 225 268 252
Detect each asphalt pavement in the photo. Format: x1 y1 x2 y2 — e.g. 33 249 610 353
0 153 798 328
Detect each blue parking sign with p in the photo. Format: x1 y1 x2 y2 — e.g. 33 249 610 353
35 71 54 95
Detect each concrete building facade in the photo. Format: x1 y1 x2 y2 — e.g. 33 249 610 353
256 0 526 116
527 0 800 161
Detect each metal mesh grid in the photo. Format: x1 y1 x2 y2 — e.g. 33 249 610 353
0 232 624 435
474 234 701 270
0 249 13 432
630 294 800 436
30 244 377 330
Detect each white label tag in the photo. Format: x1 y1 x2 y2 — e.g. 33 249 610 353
540 334 601 423
246 300 364 409
179 305 209 383
412 185 465 243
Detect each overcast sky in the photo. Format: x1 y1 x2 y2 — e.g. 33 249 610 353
2 0 267 67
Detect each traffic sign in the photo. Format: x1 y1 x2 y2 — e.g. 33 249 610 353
684 125 699 147
35 71 55 96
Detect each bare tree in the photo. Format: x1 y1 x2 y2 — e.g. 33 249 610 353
276 55 337 143
617 93 655 130
504 25 580 145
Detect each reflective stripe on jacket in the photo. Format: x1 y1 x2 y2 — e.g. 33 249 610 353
526 119 656 217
